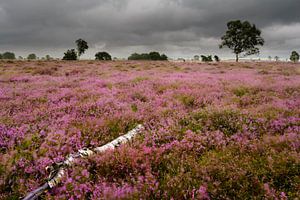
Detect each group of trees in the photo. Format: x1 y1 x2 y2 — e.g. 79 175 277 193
1 20 299 63
61 22 264 62
63 39 89 60
0 52 16 60
62 39 113 61
196 55 220 62
201 55 213 62
0 52 54 60
128 52 168 60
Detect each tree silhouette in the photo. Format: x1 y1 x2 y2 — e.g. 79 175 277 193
2 52 16 60
27 53 37 60
290 51 299 63
62 49 77 60
95 52 112 60
220 20 264 62
75 39 89 58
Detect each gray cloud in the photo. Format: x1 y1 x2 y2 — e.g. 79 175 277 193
0 0 299 59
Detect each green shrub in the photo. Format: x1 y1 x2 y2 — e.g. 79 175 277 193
232 86 249 97
180 109 247 136
177 94 196 108
199 139 300 199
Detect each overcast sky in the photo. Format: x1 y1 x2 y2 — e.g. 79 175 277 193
0 0 299 59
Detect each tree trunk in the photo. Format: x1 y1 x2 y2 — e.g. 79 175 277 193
22 125 144 200
236 54 239 62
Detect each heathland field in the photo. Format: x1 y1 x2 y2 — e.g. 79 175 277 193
0 60 299 199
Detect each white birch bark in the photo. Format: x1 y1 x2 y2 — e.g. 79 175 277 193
23 124 144 200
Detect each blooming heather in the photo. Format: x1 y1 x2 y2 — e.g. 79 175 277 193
0 60 299 199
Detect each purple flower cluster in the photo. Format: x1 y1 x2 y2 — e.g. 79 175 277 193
0 61 299 199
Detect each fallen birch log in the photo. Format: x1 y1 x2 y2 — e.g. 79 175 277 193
23 124 144 200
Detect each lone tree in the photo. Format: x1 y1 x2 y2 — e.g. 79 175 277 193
62 49 77 60
290 51 299 63
95 52 112 60
220 20 264 62
76 39 89 58
45 55 52 61
2 52 16 60
214 55 220 62
268 56 272 61
27 53 37 60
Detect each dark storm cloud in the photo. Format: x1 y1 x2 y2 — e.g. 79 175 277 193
0 0 299 59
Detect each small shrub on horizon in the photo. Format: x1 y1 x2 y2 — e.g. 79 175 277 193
201 55 213 62
62 49 77 60
214 55 220 62
95 52 112 61
27 53 37 60
290 51 299 63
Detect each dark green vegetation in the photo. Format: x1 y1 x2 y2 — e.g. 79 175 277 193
62 49 78 60
76 38 89 58
200 55 220 62
62 39 89 60
214 55 220 62
290 51 299 63
201 55 213 62
95 52 112 60
27 53 37 60
220 20 264 62
1 52 16 60
128 52 168 60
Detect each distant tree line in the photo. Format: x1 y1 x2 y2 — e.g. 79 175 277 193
1 20 299 63
128 52 168 60
0 52 55 60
